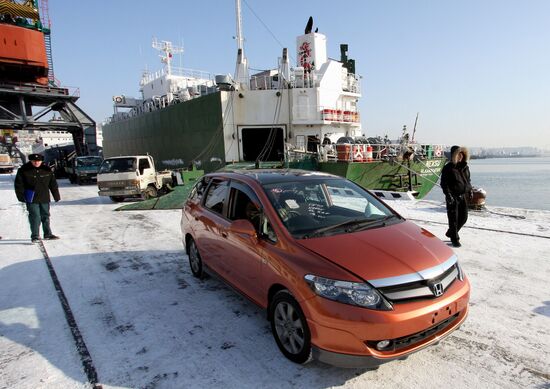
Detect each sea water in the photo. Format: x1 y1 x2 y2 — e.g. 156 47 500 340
424 157 550 211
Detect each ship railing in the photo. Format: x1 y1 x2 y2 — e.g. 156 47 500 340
249 71 361 94
141 67 214 84
342 73 361 94
323 142 446 162
319 106 360 123
2 81 78 97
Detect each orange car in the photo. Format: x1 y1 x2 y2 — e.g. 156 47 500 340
180 169 470 367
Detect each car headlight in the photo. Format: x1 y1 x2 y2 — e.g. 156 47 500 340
304 274 392 310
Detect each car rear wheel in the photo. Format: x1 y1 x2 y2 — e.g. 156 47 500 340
270 290 312 364
188 238 204 279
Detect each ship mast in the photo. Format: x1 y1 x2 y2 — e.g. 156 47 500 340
152 38 183 77
234 0 249 89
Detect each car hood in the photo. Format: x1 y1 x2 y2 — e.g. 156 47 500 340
296 220 455 282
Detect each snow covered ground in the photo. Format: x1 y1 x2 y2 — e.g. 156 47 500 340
0 174 549 389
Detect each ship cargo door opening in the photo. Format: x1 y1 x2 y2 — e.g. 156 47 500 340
240 127 285 162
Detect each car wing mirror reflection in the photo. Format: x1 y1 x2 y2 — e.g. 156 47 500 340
230 219 257 237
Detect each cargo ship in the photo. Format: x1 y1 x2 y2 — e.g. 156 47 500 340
102 4 445 199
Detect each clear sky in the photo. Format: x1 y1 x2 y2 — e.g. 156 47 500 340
48 0 550 149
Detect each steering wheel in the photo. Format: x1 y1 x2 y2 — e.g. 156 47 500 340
287 210 301 219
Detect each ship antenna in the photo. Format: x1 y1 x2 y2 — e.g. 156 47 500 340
411 112 419 143
234 0 249 89
152 37 184 77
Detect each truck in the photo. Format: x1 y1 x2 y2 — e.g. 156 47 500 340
0 154 15 174
97 155 173 202
66 156 103 184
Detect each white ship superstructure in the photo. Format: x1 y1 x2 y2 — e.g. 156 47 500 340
111 39 216 122
221 24 362 163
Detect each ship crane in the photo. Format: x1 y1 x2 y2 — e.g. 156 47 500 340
0 0 95 161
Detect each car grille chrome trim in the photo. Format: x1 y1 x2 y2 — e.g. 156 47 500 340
368 254 457 288
381 267 459 301
368 255 460 302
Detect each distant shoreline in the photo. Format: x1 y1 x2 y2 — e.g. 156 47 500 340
470 155 547 160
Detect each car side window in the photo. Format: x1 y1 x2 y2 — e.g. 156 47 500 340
228 187 264 231
259 214 277 243
138 158 150 174
188 176 211 203
204 180 229 215
228 185 277 243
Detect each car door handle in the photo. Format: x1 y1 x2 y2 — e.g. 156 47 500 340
221 232 228 238
194 217 199 221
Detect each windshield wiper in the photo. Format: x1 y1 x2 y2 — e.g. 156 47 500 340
346 214 397 232
304 218 374 238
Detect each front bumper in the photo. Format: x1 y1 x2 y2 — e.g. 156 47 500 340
312 306 467 368
303 277 470 367
98 189 140 196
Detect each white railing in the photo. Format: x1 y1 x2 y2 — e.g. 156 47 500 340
140 67 214 85
249 71 361 93
319 143 445 163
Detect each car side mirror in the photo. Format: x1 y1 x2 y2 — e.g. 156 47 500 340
230 219 257 237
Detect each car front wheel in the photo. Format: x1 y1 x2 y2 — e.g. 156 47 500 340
269 290 312 364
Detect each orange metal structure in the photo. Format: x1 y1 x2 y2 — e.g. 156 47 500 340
0 23 49 84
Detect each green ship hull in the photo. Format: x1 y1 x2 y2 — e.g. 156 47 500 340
317 159 445 199
104 92 444 200
103 92 225 173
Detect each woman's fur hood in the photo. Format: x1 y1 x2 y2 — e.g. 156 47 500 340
452 146 470 164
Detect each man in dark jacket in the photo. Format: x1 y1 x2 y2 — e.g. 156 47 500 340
440 145 472 247
14 153 61 243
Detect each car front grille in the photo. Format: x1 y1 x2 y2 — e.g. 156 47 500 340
368 255 460 302
378 264 459 302
99 180 131 190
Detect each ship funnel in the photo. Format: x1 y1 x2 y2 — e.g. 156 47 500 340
296 32 327 72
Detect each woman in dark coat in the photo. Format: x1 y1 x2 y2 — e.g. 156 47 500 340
440 146 472 247
14 153 61 242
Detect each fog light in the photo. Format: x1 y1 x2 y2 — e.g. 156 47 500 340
377 340 391 350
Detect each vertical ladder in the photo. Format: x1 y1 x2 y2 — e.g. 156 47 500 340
38 0 56 86
44 33 56 86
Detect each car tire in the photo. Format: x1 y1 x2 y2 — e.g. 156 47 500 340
109 196 125 202
188 238 204 279
269 290 312 364
144 185 158 200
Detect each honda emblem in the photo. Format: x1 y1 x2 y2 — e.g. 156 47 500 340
432 282 444 297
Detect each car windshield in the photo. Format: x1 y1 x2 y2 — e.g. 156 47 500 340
263 178 401 238
76 157 102 167
99 158 136 174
